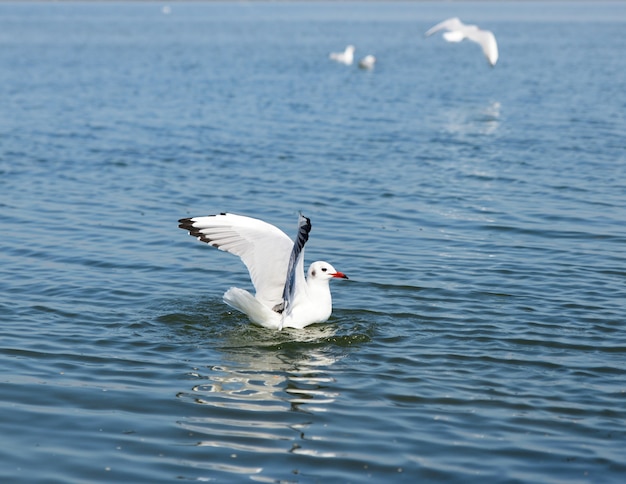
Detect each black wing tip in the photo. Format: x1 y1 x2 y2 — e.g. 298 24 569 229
178 217 193 229
178 213 227 229
302 214 312 231
177 217 207 241
298 213 312 239
178 214 227 246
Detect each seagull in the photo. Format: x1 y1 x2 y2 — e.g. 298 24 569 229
358 55 376 70
424 17 499 67
329 45 355 65
178 213 348 330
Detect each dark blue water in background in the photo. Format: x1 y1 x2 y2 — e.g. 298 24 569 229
1 2 625 482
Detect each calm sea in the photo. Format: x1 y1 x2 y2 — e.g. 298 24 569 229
1 1 625 482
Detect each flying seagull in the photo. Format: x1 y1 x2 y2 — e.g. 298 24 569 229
178 213 348 330
425 17 499 67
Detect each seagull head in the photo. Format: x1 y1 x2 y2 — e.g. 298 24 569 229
308 261 348 281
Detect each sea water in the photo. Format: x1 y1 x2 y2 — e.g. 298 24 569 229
1 2 625 482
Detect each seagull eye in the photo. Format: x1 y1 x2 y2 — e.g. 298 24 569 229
321 267 327 272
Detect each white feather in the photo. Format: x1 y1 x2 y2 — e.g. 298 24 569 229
425 17 499 67
179 213 348 330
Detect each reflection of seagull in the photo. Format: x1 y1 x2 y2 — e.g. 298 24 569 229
358 55 376 70
329 45 355 65
179 213 348 330
425 17 498 67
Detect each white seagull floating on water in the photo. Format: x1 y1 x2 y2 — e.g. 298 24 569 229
329 45 355 65
179 213 348 330
425 17 499 67
358 55 376 70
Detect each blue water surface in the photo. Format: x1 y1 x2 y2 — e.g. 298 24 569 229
1 2 626 482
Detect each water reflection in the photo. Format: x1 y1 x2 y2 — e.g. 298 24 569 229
186 348 339 412
442 101 501 136
175 324 346 475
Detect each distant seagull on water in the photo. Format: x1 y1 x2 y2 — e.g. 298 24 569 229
179 213 348 330
425 17 499 67
358 55 376 70
329 45 355 65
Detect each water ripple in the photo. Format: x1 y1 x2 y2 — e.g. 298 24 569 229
2 2 626 482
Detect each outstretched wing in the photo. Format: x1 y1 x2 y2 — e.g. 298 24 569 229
281 214 311 315
467 29 499 67
178 213 294 309
424 17 464 37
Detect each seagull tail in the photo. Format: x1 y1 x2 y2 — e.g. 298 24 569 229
223 287 283 330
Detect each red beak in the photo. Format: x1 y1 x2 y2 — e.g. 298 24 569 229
332 271 348 279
